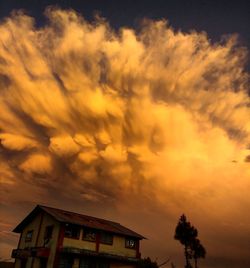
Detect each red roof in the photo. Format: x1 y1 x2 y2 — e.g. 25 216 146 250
13 205 145 239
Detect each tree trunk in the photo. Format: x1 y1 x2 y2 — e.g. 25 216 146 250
184 245 190 268
194 258 197 268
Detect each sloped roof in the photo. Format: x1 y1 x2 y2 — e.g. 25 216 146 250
13 205 145 239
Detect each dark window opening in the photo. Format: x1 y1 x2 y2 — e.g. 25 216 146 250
82 229 96 242
25 230 33 242
64 224 80 239
44 225 54 246
100 232 113 245
44 225 54 240
125 237 137 249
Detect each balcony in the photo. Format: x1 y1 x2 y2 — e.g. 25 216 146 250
60 247 139 263
12 248 50 259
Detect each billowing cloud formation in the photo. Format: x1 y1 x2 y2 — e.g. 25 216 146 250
0 9 250 267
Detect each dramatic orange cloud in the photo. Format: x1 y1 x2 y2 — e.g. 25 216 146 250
0 8 249 267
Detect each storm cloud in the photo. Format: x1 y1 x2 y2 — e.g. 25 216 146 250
0 8 249 267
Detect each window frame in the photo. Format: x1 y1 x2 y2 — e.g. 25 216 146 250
25 230 33 242
100 232 113 245
125 237 137 249
82 228 97 242
64 224 80 240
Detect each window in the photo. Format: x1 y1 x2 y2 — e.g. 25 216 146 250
82 229 96 242
125 238 136 249
44 225 54 240
64 224 80 239
25 230 33 242
100 232 113 245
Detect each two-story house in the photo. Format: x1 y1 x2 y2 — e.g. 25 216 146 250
11 205 145 268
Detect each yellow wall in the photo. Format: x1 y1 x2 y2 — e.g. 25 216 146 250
63 229 96 251
19 213 42 250
14 259 20 268
99 235 137 258
15 212 60 268
14 255 33 268
36 213 60 268
63 230 137 258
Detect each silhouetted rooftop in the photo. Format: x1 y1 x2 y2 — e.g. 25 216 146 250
13 205 145 239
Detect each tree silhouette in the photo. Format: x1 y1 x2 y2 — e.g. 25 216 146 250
191 239 206 268
174 214 198 268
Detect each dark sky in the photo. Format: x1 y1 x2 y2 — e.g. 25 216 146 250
0 0 250 49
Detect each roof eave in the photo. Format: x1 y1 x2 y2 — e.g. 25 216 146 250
60 220 145 239
12 205 56 233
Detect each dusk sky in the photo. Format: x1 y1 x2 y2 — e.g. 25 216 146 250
0 1 250 267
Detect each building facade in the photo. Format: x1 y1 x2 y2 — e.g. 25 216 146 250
12 205 144 268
